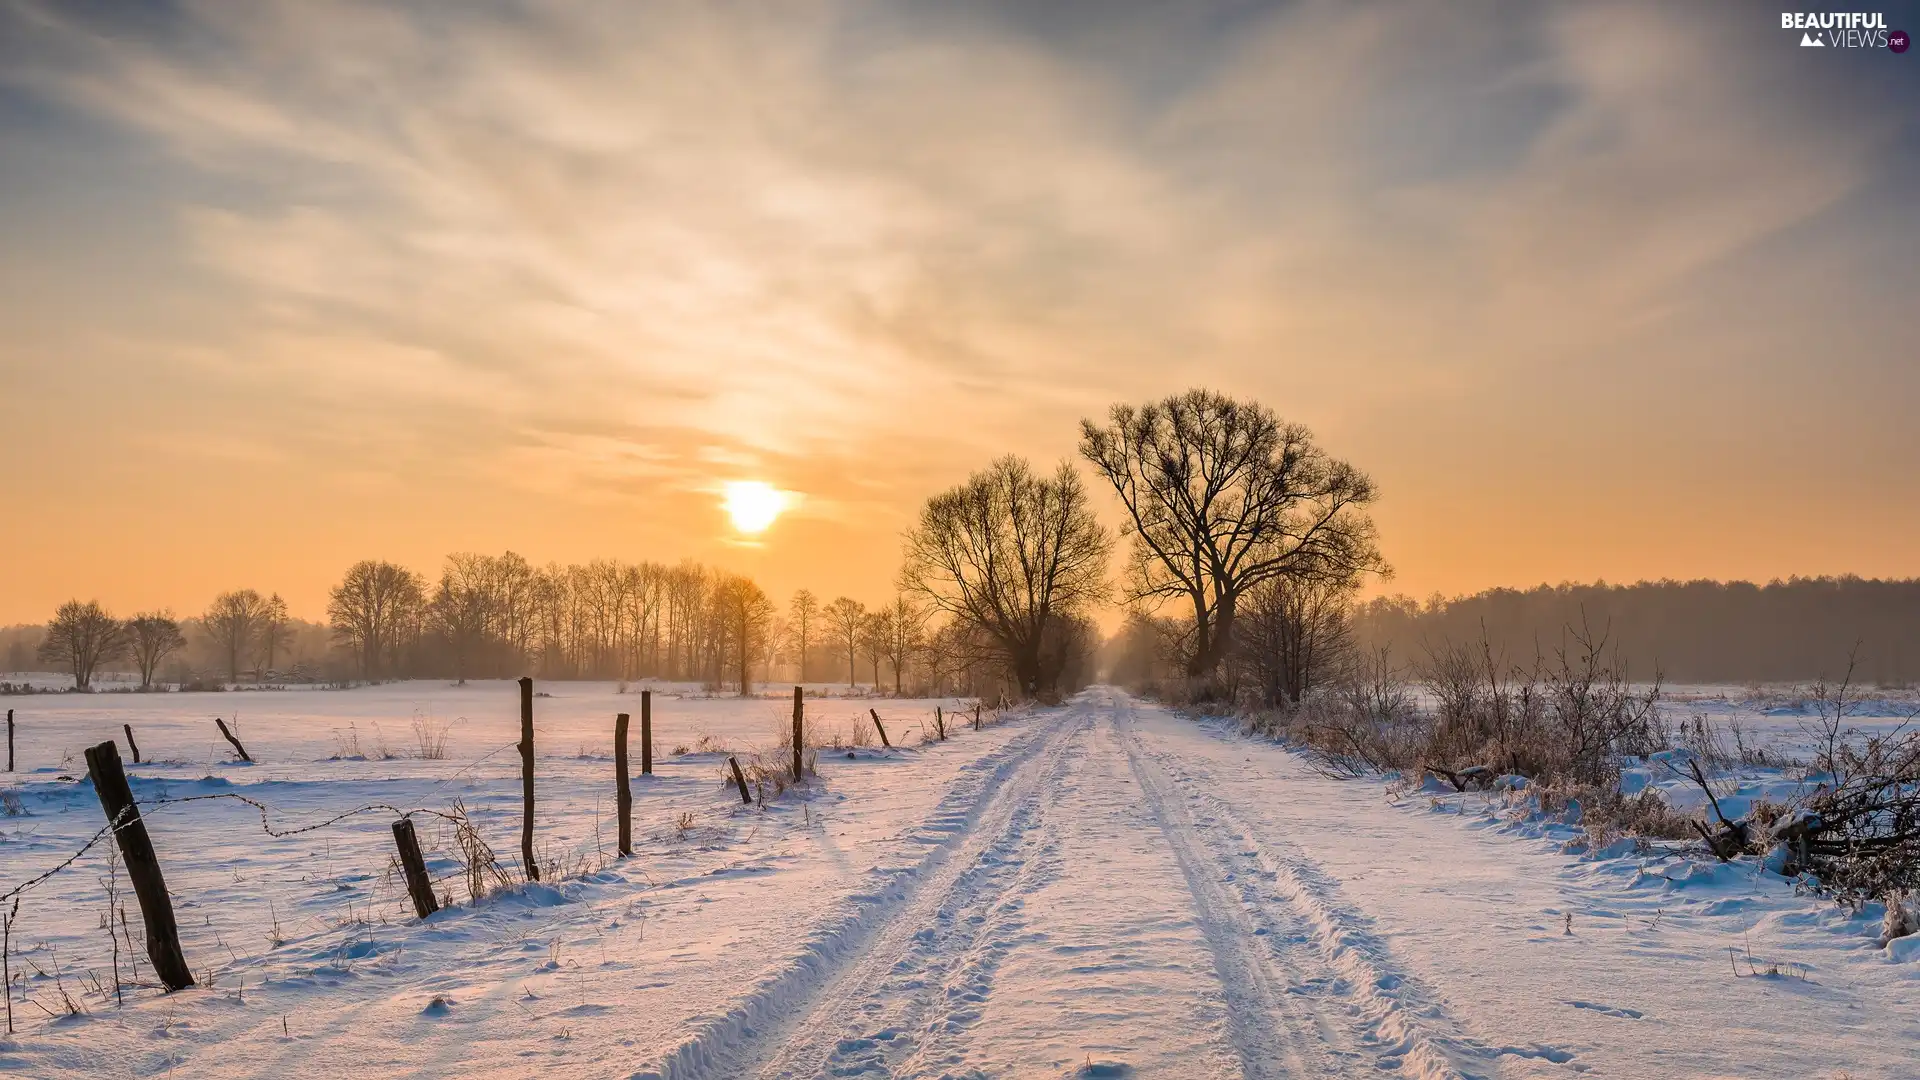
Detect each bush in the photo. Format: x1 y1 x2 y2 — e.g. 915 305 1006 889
1789 664 1920 907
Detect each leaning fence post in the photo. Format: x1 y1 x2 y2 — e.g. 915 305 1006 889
728 755 753 805
640 689 653 776
791 685 805 781
391 818 439 919
974 703 981 731
83 741 193 991
214 717 251 762
868 708 892 749
123 723 141 764
936 705 946 741
519 677 539 881
614 712 633 857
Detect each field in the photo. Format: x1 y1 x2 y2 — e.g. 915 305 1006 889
0 680 1916 1078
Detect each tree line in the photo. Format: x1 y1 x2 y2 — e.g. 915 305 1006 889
1351 577 1920 686
25 590 301 691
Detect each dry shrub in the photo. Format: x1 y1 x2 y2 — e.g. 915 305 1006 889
1791 663 1920 906
411 714 450 760
817 720 874 751
445 800 514 902
1535 783 1699 846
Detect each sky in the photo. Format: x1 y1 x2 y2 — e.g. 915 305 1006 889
1 0 1917 625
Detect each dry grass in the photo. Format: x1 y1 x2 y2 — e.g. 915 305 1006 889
410 714 451 760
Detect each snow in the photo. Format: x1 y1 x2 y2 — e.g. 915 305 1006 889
1 683 1915 1077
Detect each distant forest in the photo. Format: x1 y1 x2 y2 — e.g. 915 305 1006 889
1352 577 1920 686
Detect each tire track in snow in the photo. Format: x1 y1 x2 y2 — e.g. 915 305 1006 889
815 731 1068 1078
1112 697 1354 1080
644 700 1090 1080
1123 696 1573 1079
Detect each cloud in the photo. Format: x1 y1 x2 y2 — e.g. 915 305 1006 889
0 0 1914 618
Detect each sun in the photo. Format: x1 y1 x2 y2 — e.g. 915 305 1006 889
722 480 787 534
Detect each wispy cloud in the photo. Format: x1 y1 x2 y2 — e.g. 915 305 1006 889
1 0 1914 617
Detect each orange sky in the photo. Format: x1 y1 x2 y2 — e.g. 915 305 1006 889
2 1 1917 625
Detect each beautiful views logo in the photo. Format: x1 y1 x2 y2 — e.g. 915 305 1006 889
1781 11 1905 48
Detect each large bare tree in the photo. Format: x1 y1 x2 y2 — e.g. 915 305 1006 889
203 589 271 684
327 560 426 679
39 600 126 690
901 456 1110 698
1080 390 1384 686
125 611 187 690
824 597 866 687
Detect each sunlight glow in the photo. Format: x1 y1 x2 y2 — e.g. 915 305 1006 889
722 481 787 534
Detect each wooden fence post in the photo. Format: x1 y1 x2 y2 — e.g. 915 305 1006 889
6 709 12 771
213 717 251 762
614 712 633 857
868 708 892 749
123 724 141 764
935 706 946 741
641 689 653 776
519 677 539 882
974 703 981 731
791 685 804 781
83 741 193 991
391 818 439 919
728 755 753 805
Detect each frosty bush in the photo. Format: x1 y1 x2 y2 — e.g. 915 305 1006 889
1787 664 1920 908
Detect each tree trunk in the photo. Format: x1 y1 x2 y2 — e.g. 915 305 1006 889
738 613 751 696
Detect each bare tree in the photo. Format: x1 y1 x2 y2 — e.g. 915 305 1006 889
901 456 1110 699
824 597 866 687
789 589 820 683
328 560 425 680
713 574 775 695
882 594 926 695
257 593 294 676
1234 571 1357 706
38 600 126 690
203 589 271 685
429 554 495 685
921 617 998 697
1080 389 1385 688
859 610 891 691
124 612 187 690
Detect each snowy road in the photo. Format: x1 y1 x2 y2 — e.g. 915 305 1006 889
671 688 1918 1080
685 687 1519 1080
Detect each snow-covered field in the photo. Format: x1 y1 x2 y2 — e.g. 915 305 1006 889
0 682 1915 1078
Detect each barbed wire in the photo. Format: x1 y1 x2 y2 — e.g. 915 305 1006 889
2 793 477 904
